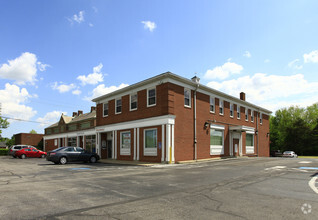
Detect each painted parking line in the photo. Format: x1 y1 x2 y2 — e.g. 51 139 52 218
299 167 318 170
69 167 92 171
298 161 312 164
309 177 318 194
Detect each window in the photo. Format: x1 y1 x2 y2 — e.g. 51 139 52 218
219 100 224 115
245 109 248 121
80 122 90 129
116 98 122 114
210 129 224 155
85 135 96 153
54 128 59 133
237 105 240 119
230 103 234 117
184 88 191 107
130 94 137 111
246 133 254 154
260 113 263 124
103 102 108 116
54 139 58 146
120 131 131 155
65 147 75 152
147 88 156 106
144 128 157 156
251 110 254 122
210 97 215 113
46 129 52 134
68 124 77 131
68 137 77 147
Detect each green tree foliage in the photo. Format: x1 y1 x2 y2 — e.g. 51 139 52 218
270 103 318 156
0 117 9 136
6 135 15 147
29 129 37 134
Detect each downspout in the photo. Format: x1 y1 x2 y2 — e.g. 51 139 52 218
194 83 199 161
256 109 259 157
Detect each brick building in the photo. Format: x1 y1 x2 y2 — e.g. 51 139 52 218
44 72 271 163
14 133 44 147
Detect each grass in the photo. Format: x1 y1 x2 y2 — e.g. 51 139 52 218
298 156 318 159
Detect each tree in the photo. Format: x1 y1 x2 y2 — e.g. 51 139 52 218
29 129 37 134
6 135 15 147
0 116 9 136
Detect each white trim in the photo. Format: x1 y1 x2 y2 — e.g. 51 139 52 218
147 87 156 107
184 88 191 108
115 98 122 114
114 131 117 159
133 128 137 160
43 128 96 140
130 93 138 111
210 124 225 130
210 129 224 155
137 128 140 160
171 124 175 163
95 115 175 133
112 130 115 159
143 128 158 156
161 124 165 162
120 131 131 155
166 124 171 162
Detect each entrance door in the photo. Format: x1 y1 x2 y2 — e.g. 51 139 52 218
233 138 239 157
107 140 112 159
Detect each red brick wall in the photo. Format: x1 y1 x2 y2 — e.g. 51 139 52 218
14 133 43 146
44 139 57 152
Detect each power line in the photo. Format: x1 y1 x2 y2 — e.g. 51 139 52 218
1 116 51 125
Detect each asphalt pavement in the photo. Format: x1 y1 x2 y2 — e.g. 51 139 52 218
0 156 317 219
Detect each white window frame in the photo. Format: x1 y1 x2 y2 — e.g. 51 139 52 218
251 110 254 122
237 105 240 119
210 97 215 113
210 124 225 155
103 102 108 117
130 93 138 111
230 103 234 118
246 132 254 154
54 139 58 146
147 88 156 107
245 108 248 121
219 100 224 115
260 113 263 124
120 131 131 155
143 128 157 156
184 88 191 108
115 98 122 114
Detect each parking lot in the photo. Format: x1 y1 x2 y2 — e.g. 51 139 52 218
1 156 317 219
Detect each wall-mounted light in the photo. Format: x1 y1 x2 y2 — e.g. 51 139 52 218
266 132 270 137
255 130 258 135
204 122 210 129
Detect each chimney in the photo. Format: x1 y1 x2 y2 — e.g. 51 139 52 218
191 75 200 84
72 112 78 117
91 106 96 112
78 110 83 116
240 92 246 101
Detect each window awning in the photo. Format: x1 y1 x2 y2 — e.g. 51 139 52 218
229 125 255 133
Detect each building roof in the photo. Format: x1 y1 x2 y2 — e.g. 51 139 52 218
92 72 272 114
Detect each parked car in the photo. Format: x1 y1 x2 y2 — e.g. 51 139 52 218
46 147 100 165
282 151 298 158
8 145 36 158
270 150 283 157
15 148 47 159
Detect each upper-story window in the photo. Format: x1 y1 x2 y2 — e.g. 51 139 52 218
230 103 234 117
251 110 254 122
219 100 224 115
260 113 263 124
210 97 215 113
184 88 191 107
147 88 156 107
103 102 108 117
116 98 122 114
130 93 137 111
237 105 240 119
245 108 248 121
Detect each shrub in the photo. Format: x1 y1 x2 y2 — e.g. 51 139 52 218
0 149 8 156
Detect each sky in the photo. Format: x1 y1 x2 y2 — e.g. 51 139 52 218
1 0 318 138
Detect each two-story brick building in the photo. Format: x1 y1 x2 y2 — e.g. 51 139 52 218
44 72 271 163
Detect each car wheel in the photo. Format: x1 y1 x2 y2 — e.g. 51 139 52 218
89 156 97 163
20 154 26 159
12 156 17 158
54 162 59 164
59 157 67 165
41 154 46 158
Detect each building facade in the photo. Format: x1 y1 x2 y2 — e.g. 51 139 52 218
14 133 44 147
44 72 271 163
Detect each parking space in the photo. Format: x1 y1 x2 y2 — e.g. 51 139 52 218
1 156 318 219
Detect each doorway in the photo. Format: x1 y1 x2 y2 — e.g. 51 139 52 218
233 138 239 157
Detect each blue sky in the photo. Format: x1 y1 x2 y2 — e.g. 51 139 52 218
1 0 318 138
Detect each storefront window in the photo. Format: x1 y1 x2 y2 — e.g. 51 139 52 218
144 128 157 156
85 135 96 153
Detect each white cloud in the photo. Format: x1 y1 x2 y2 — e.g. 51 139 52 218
206 73 318 112
52 82 77 93
141 21 156 32
0 83 37 120
304 50 318 63
243 51 251 58
77 63 104 85
36 111 67 127
264 59 270 63
288 59 303 70
204 62 243 80
85 83 129 101
0 52 48 85
72 89 82 95
68 11 85 24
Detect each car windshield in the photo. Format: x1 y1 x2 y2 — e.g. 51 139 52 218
284 151 293 154
51 147 65 152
